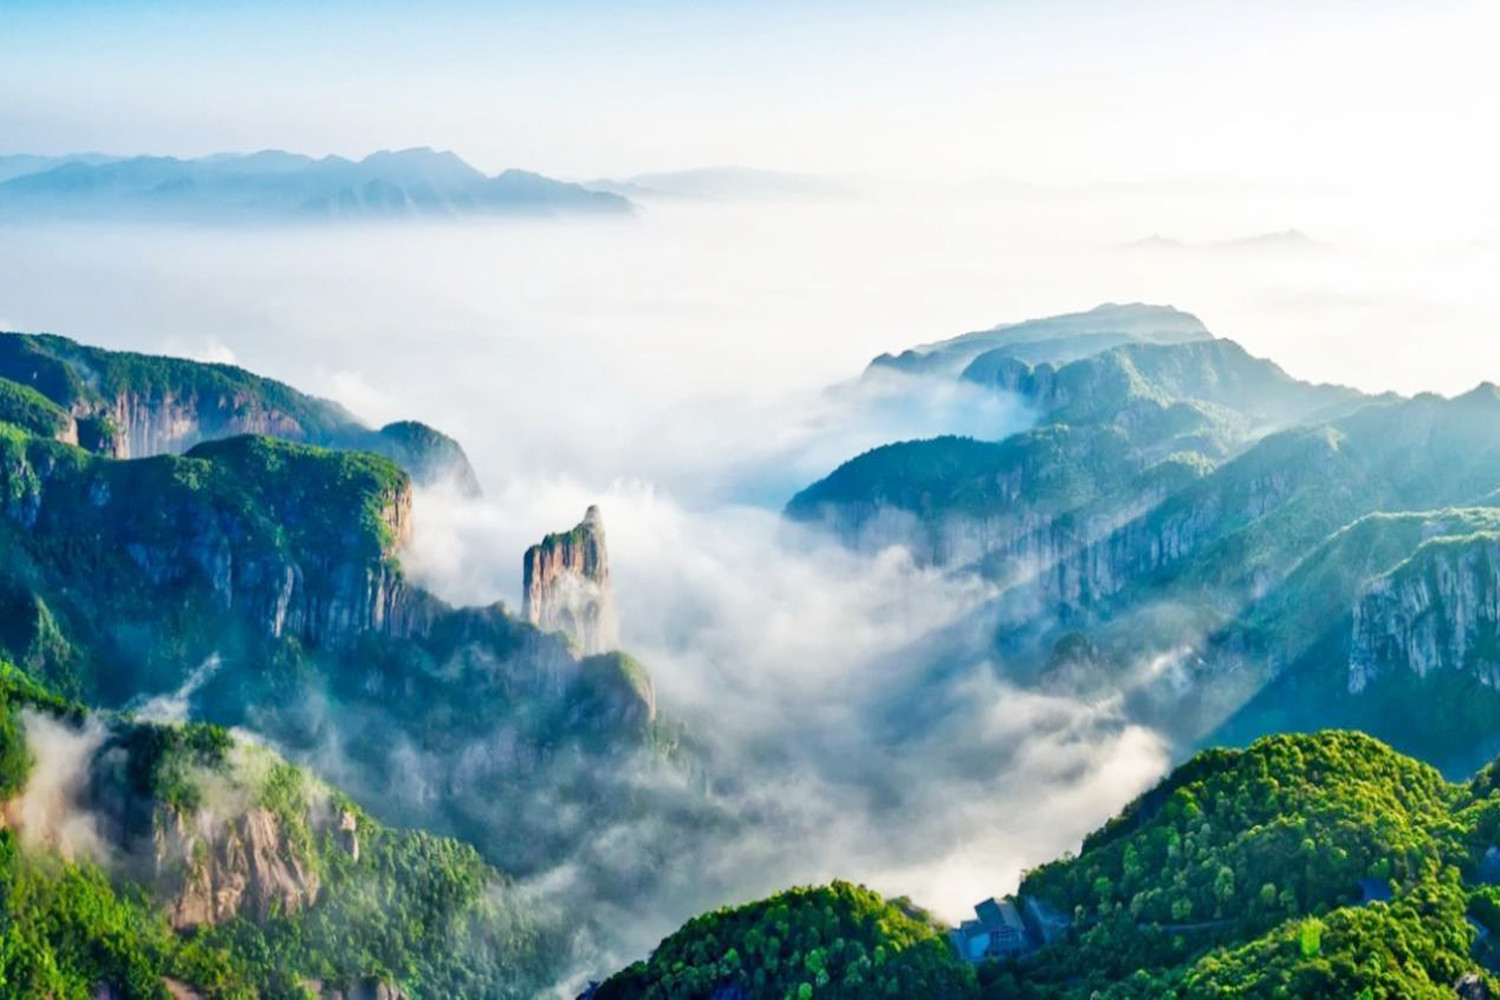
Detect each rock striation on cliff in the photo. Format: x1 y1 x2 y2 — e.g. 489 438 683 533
1349 534 1500 694
156 804 322 929
522 505 618 655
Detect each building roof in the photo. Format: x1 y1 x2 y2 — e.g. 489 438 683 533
975 898 1026 933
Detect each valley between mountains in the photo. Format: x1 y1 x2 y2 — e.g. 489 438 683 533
4 304 1500 997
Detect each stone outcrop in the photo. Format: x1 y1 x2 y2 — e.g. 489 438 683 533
1457 972 1492 1000
339 808 360 863
156 805 322 930
523 505 618 655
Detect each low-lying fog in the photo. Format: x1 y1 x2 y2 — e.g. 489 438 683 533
2 189 1497 964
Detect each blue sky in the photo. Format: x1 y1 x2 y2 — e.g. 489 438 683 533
2 0 1495 191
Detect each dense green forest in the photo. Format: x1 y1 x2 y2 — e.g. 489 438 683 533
0 668 569 997
606 732 1500 999
596 882 976 999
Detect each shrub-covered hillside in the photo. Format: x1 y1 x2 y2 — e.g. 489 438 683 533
596 881 976 999
994 731 1478 997
0 666 569 997
0 330 480 492
605 732 1500 999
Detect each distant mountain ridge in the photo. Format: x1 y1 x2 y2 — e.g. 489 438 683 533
0 147 633 221
788 302 1500 775
868 302 1214 378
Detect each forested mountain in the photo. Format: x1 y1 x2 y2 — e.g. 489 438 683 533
603 732 1500 998
0 667 570 996
9 308 1500 997
0 331 481 493
0 332 706 994
788 305 1500 773
596 882 976 998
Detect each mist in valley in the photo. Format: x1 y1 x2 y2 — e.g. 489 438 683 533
3 188 1500 988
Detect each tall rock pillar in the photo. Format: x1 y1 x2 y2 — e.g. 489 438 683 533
522 505 618 654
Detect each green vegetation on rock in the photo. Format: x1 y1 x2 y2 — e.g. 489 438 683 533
0 667 570 997
1000 733 1465 994
0 409 668 967
597 881 976 999
0 377 73 441
0 427 412 703
0 830 249 999
0 330 480 493
615 732 1500 999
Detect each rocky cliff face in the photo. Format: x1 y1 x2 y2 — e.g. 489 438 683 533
157 482 422 652
108 389 308 460
523 505 618 655
974 425 1369 642
0 428 465 715
1349 537 1500 694
155 804 323 929
5 433 427 653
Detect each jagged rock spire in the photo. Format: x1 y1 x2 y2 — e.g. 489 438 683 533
522 505 618 654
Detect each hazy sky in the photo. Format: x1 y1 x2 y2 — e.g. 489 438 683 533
4 0 1497 197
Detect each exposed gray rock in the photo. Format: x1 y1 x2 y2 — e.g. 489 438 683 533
1350 538 1500 694
1457 972 1491 1000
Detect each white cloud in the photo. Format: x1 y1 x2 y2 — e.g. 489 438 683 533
3 712 112 866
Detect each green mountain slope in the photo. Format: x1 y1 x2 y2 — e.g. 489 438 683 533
0 668 568 997
0 331 481 494
595 882 976 999
1206 510 1500 770
788 332 1365 565
791 306 1500 772
992 390 1500 766
0 413 672 896
603 732 1500 999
